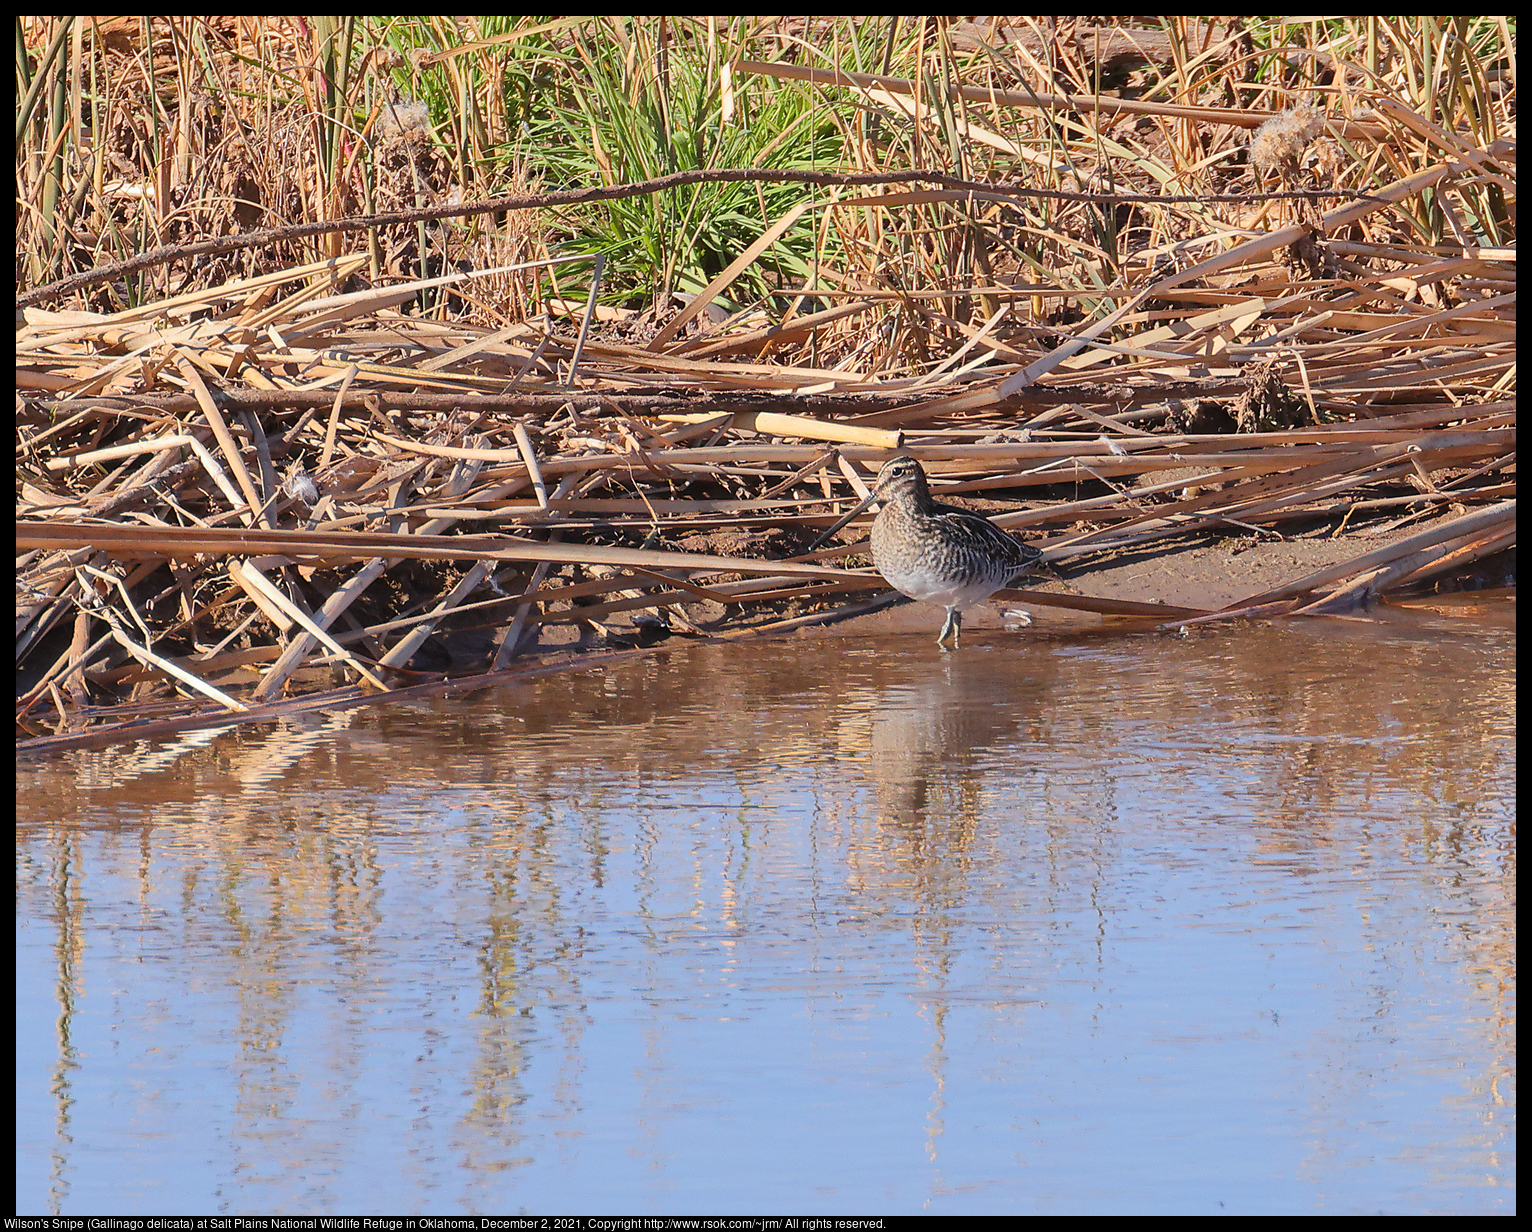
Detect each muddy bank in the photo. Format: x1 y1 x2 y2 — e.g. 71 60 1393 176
517 514 1517 652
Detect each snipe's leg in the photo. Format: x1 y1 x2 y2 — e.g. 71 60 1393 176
936 607 961 650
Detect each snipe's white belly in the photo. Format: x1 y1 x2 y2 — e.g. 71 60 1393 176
872 552 1018 612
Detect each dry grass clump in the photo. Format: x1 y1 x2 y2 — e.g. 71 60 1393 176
16 17 1516 751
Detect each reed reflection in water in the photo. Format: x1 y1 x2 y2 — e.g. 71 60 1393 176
16 607 1515 1215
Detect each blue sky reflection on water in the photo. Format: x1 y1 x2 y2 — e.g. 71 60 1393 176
16 610 1515 1215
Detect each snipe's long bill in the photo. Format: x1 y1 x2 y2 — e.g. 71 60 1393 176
818 455 1042 649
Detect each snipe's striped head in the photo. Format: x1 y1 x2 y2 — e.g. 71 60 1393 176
874 455 930 502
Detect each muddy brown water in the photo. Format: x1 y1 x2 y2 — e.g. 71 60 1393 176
16 602 1514 1215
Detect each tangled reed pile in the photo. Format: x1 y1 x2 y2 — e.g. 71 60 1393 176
17 18 1515 751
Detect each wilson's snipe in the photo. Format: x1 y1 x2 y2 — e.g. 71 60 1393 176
820 455 1042 648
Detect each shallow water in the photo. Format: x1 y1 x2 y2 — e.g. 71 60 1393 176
16 605 1515 1215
